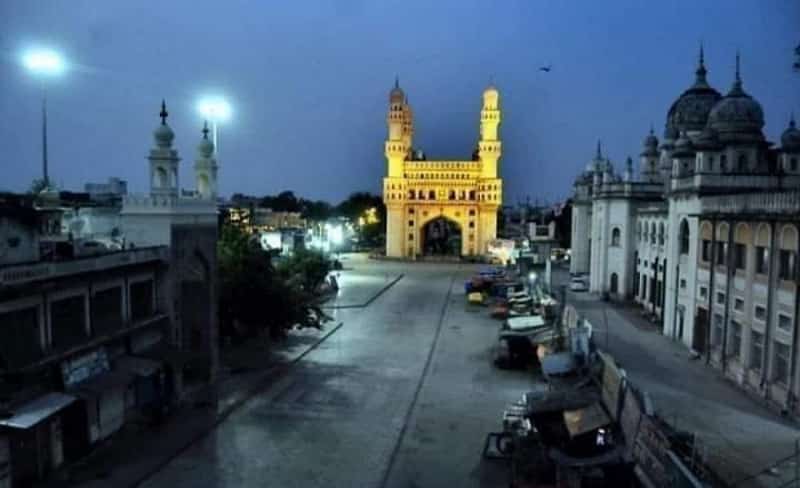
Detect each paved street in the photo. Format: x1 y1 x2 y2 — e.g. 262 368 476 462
554 266 800 488
139 258 531 488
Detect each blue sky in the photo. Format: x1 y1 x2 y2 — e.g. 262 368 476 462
1 0 798 203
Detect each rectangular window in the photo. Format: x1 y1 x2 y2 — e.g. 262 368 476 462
779 250 796 280
773 341 790 385
680 279 687 289
408 233 414 241
716 242 727 266
130 280 155 322
701 240 712 262
716 291 725 305
750 330 764 371
778 314 793 332
469 209 476 216
734 298 744 311
754 305 767 321
0 307 42 369
712 313 724 346
756 246 769 274
91 287 123 336
51 294 88 351
469 221 475 229
699 286 708 299
734 243 746 270
728 320 742 359
408 220 414 227
408 208 415 214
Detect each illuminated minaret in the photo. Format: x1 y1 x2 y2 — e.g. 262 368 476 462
479 84 502 178
194 121 218 199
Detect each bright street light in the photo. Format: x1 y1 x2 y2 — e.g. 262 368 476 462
22 48 67 189
22 48 66 77
197 97 232 154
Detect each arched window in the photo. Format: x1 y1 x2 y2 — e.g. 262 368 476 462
610 273 619 294
428 190 436 200
469 190 476 200
679 219 690 255
408 190 415 200
650 223 657 244
611 227 621 247
448 190 456 200
636 222 642 240
720 154 728 172
791 158 798 172
659 223 665 245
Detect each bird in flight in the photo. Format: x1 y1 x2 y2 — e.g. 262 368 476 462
539 64 553 72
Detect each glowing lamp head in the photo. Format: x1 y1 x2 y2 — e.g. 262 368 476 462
197 98 232 122
22 48 66 77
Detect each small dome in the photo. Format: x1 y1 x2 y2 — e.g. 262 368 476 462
707 55 765 140
197 122 215 157
154 123 174 148
483 84 499 99
389 77 405 104
154 100 174 148
641 128 659 157
665 47 722 137
780 116 800 151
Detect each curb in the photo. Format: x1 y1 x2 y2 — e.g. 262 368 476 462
129 320 345 487
323 273 404 310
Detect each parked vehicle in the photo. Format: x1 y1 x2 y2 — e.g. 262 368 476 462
569 277 588 292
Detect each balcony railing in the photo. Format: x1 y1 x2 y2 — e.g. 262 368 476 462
0 246 169 286
700 191 800 215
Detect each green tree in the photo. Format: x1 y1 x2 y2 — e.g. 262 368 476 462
277 248 332 293
335 192 386 245
218 224 330 341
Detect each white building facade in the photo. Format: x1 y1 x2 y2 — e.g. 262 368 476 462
571 48 800 412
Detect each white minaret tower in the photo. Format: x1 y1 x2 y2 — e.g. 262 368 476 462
149 100 180 197
194 121 218 200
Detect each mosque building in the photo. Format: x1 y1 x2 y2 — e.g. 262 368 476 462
571 47 800 413
382 80 503 258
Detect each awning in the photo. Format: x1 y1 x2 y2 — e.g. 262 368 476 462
0 392 76 429
115 356 161 377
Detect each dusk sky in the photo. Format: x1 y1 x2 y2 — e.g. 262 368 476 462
1 1 798 204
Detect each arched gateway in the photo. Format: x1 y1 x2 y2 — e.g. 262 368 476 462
382 79 503 258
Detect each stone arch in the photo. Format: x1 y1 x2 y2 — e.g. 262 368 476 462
155 167 168 188
756 223 770 247
419 214 463 256
610 272 619 294
734 222 751 244
611 227 621 247
716 222 729 242
197 173 210 197
781 224 798 250
700 221 713 240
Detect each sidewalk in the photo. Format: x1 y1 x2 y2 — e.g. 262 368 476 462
571 293 800 488
41 325 338 488
39 261 403 488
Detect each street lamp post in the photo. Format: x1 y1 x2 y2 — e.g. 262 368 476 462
197 97 232 155
22 48 66 189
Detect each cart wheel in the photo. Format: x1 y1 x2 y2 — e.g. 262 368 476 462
495 432 514 455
